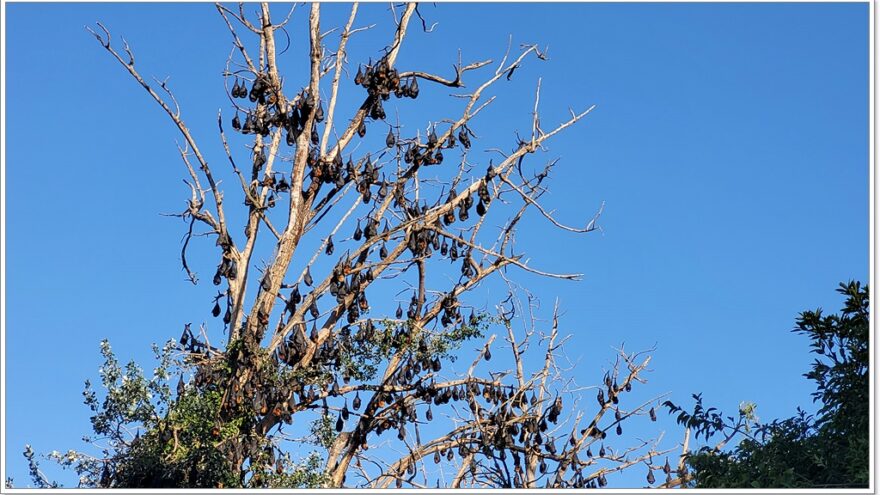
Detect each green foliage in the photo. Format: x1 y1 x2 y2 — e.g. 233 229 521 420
686 409 829 488
109 386 240 488
26 338 329 488
339 313 489 382
429 312 490 358
798 281 869 437
262 451 329 488
668 281 869 488
19 305 514 489
23 445 59 488
310 414 339 449
23 313 493 488
85 340 162 438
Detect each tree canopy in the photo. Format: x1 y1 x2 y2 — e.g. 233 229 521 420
666 281 869 488
12 2 678 489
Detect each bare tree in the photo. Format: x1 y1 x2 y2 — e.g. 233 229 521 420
48 2 686 488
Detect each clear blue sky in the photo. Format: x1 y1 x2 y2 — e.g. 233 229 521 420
4 2 869 488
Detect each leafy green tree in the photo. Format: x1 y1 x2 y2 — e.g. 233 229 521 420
665 281 869 488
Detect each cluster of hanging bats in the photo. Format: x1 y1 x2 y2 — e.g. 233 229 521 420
169 52 668 488
202 51 497 345
209 53 498 347
226 54 480 214
181 305 664 488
